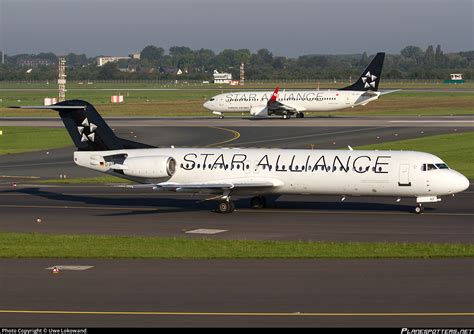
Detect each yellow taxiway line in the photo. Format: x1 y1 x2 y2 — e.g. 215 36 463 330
205 126 241 147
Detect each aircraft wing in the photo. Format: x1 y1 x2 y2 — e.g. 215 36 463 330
158 178 283 192
267 99 299 113
123 178 283 193
266 86 302 115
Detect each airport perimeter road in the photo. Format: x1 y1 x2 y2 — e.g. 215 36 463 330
0 259 472 327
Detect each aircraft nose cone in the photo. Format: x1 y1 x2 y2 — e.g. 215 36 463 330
203 101 212 110
452 172 470 193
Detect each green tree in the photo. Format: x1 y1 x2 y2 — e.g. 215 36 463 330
423 45 435 67
98 62 120 80
140 45 165 66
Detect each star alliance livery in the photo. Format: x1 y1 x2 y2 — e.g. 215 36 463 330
203 52 398 119
12 100 469 214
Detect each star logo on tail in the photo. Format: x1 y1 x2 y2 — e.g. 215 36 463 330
361 71 377 89
77 117 97 142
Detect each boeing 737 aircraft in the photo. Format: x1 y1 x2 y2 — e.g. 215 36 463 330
12 100 469 214
203 52 398 119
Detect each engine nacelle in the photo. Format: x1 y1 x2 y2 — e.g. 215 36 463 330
250 106 269 118
122 156 176 178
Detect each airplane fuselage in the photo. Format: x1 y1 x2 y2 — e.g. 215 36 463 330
74 147 468 200
203 90 380 116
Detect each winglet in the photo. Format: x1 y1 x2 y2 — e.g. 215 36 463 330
270 86 279 102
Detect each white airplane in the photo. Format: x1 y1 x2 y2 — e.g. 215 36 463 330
12 100 469 214
203 52 398 119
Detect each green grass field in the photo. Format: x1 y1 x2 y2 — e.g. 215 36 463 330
0 232 472 259
0 81 472 117
0 126 72 155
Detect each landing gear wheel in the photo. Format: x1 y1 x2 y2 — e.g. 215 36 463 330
296 113 305 118
414 204 424 214
217 200 235 214
282 114 290 119
250 196 266 209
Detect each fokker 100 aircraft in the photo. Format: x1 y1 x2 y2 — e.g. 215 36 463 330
12 100 469 214
203 52 398 119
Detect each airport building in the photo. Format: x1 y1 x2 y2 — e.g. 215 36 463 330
213 70 232 84
97 56 131 67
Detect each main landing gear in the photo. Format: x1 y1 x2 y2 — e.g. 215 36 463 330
217 200 235 214
216 196 267 213
414 203 425 214
296 112 305 118
250 196 266 209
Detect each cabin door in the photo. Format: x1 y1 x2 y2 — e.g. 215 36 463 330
398 164 411 186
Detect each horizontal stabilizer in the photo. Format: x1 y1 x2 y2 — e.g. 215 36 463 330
9 105 86 110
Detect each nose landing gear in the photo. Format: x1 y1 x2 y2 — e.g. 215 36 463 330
414 203 424 214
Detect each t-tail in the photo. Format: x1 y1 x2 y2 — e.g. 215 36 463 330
10 100 155 151
339 52 385 92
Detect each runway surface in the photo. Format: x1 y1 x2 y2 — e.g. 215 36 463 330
0 117 473 327
0 259 473 327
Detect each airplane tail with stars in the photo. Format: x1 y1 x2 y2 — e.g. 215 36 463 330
9 100 155 151
339 52 385 92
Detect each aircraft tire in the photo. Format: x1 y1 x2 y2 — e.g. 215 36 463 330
414 204 424 214
250 196 266 209
217 200 235 214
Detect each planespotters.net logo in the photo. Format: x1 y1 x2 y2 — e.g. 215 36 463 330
402 329 474 334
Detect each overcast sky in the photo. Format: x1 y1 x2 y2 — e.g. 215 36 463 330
0 0 472 57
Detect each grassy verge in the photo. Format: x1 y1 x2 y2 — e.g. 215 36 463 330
0 232 472 259
0 126 71 155
356 132 474 179
1 91 472 117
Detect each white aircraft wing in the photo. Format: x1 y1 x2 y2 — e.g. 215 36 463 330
122 178 283 193
158 178 283 192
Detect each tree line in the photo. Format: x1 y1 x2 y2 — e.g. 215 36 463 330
0 45 472 81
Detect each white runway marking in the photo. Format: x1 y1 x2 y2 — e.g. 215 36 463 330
185 229 228 235
45 265 94 271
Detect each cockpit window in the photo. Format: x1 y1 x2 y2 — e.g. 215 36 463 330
210 98 215 101
421 163 438 171
435 163 449 169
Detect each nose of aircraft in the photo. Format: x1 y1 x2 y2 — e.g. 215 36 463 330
203 101 212 110
451 171 470 193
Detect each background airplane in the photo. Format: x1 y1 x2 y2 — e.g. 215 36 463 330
12 100 469 214
203 52 399 119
